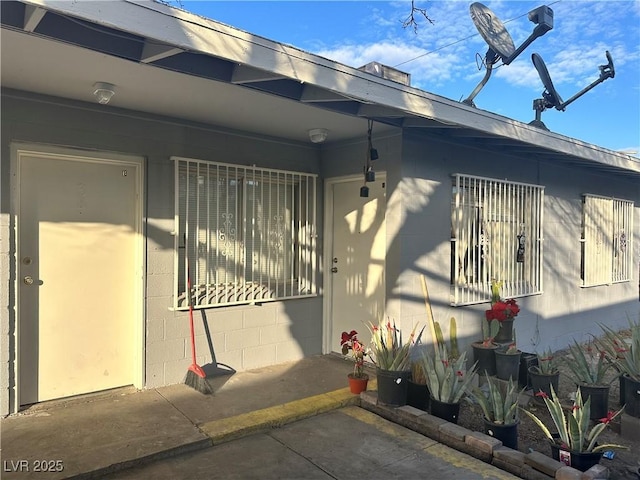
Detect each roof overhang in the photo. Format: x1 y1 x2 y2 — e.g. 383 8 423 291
1 0 639 179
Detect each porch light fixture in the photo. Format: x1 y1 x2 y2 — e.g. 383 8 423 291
308 128 329 144
93 82 116 105
360 120 378 197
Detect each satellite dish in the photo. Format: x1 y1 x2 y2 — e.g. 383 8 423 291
470 3 516 60
529 51 615 130
463 3 554 107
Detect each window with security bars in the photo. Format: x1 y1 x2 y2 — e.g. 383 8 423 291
173 157 317 309
581 195 634 287
450 174 544 306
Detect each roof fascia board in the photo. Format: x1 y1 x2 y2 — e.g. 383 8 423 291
21 0 640 175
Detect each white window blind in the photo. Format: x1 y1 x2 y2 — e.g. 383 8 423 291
173 157 317 308
581 195 633 287
451 174 545 306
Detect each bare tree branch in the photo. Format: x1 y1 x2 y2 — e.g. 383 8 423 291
402 1 434 34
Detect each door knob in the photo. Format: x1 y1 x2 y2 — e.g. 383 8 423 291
23 276 34 285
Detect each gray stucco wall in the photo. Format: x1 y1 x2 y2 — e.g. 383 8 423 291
2 90 638 415
396 132 639 357
0 92 325 414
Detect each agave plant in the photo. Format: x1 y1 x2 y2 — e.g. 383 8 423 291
563 340 612 385
531 348 559 375
599 319 640 382
470 375 522 425
421 344 477 404
522 386 627 453
367 319 423 371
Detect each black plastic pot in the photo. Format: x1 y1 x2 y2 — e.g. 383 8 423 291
577 383 610 420
622 374 640 418
407 380 429 411
376 368 409 407
528 367 559 399
493 319 514 343
429 397 460 424
550 443 603 472
484 418 519 450
472 342 497 377
495 349 521 382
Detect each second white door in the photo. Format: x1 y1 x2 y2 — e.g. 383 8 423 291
328 176 386 354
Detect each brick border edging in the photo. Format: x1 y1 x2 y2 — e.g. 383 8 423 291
358 391 609 480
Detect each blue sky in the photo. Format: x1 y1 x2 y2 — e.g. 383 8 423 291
180 1 640 155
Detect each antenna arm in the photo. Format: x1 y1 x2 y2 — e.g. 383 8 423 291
558 51 615 110
503 24 551 65
462 48 498 106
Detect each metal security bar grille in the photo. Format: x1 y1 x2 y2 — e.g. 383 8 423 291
581 195 634 287
173 157 317 309
451 174 544 306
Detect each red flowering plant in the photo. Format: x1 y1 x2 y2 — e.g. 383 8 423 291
485 279 520 322
340 330 369 379
485 299 520 322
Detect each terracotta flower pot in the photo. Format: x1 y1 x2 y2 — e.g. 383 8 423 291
347 373 369 394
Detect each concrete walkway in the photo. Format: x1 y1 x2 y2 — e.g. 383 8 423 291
1 354 524 479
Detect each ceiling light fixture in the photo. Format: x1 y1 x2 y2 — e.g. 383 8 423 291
308 128 329 144
93 82 116 105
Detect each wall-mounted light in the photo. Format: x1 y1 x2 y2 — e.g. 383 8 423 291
93 82 116 105
365 167 375 182
308 128 329 144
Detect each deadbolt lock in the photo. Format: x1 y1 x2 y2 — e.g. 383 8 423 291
23 276 34 285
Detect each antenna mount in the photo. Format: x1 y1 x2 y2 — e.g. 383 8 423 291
462 3 554 107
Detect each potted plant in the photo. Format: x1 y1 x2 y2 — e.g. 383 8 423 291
367 319 423 407
599 319 640 417
494 333 522 382
421 344 477 424
470 375 523 449
408 360 429 411
485 279 520 343
472 317 500 376
528 348 560 400
563 340 614 420
522 386 628 471
340 330 370 394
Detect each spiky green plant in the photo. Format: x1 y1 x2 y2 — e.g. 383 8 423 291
521 386 627 453
471 375 522 425
367 319 423 371
434 316 460 360
563 340 612 385
599 319 640 382
420 344 477 404
530 348 559 374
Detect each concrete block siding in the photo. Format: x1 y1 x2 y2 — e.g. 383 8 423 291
2 90 638 415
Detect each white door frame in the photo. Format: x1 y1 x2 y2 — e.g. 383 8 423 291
11 142 145 411
321 173 386 354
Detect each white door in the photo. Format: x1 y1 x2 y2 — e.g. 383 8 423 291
328 177 386 354
17 149 142 405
